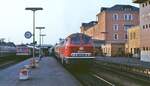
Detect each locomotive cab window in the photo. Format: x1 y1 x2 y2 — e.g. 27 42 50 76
82 35 91 44
71 35 80 44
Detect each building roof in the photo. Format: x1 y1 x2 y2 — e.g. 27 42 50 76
133 0 148 3
81 21 98 30
100 4 139 12
16 44 27 47
68 33 90 38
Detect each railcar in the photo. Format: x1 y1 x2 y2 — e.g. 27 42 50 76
54 33 95 64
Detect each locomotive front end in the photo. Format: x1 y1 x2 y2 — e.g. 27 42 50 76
62 33 95 64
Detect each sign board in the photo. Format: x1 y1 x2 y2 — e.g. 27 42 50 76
24 31 32 39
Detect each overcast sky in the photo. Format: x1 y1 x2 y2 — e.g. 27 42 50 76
0 0 138 45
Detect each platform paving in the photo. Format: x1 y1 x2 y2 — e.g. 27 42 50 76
0 57 81 86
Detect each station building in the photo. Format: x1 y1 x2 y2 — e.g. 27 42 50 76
99 5 139 56
81 5 139 56
133 0 150 62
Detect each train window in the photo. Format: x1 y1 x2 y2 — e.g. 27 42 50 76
71 35 80 44
82 35 91 44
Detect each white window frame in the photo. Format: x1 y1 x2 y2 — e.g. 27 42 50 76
124 14 128 20
128 14 133 20
124 25 132 31
113 14 118 21
124 14 133 21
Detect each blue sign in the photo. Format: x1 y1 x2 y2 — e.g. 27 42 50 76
24 31 32 39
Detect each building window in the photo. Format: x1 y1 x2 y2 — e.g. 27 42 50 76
125 34 128 39
134 48 137 54
113 24 119 31
124 14 128 20
133 32 136 39
146 24 148 28
124 8 131 11
146 47 149 51
113 34 118 40
113 14 118 21
124 14 133 21
124 25 128 31
143 47 145 51
129 14 133 20
145 2 147 6
130 32 132 40
142 4 144 7
143 25 145 29
124 25 133 31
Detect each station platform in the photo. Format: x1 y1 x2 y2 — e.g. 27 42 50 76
0 57 81 86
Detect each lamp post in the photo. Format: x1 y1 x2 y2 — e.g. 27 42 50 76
0 38 5 57
36 27 45 58
40 34 46 45
25 7 43 67
40 34 46 56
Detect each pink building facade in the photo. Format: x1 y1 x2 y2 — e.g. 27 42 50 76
97 5 139 56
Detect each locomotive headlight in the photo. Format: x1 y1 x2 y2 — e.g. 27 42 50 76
79 47 84 51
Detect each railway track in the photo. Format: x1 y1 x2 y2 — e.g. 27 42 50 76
92 61 150 86
64 63 115 86
65 60 150 86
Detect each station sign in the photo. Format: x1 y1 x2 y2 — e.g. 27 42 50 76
24 31 32 39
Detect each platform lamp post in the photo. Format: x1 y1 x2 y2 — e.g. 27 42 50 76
40 34 46 45
25 7 43 68
0 38 5 57
36 27 45 58
40 34 46 56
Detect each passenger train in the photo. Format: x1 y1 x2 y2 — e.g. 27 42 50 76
54 33 95 64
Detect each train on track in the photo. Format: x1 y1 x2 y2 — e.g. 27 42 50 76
53 33 95 64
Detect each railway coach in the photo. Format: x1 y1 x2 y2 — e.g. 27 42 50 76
54 33 95 64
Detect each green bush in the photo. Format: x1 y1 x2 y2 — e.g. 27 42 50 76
0 55 31 68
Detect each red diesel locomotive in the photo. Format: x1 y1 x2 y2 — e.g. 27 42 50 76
54 33 95 64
